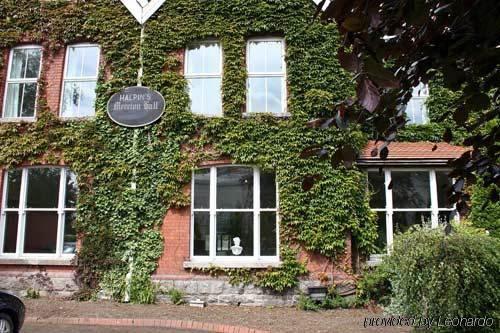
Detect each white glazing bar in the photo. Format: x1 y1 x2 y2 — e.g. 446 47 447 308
385 169 394 253
254 167 260 259
429 170 439 228
209 167 217 259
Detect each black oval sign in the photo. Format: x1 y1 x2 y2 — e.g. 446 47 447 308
107 86 165 127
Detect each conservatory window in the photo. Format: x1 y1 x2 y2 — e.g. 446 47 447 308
2 46 42 119
61 44 100 118
247 38 286 115
0 167 78 258
191 166 279 264
405 83 429 125
367 169 457 254
185 41 222 116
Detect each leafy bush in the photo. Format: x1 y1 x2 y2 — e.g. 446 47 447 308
383 226 500 332
167 288 185 305
25 288 40 299
470 181 500 238
296 294 320 311
356 266 391 306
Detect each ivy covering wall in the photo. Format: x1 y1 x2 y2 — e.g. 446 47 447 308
0 0 378 302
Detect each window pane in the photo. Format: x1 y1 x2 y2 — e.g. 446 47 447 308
217 167 253 209
193 169 210 209
78 81 97 116
26 168 61 208
260 171 276 208
5 83 23 118
392 171 431 208
202 42 220 73
193 212 210 256
65 170 78 208
260 212 276 256
63 212 77 254
21 82 37 117
248 41 267 73
438 210 458 225
61 82 80 117
436 172 453 208
24 212 58 253
186 43 220 74
6 169 22 208
266 41 283 72
393 211 431 234
81 46 99 77
3 212 18 253
188 78 203 115
10 49 27 79
186 45 203 74
25 48 42 79
66 47 84 78
267 77 283 113
374 211 387 253
203 78 222 116
248 77 266 113
368 171 385 208
216 212 253 256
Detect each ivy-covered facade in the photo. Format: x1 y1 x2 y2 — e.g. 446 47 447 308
0 0 469 305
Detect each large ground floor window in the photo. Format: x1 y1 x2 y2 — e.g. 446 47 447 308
0 167 77 258
191 166 279 264
367 168 457 254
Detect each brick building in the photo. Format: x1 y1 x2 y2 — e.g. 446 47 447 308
0 0 468 305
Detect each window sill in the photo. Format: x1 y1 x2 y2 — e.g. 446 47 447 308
242 112 291 118
0 257 75 266
0 117 36 123
366 254 386 267
183 261 282 269
59 116 95 121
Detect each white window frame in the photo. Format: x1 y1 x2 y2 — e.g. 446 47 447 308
367 168 458 256
1 45 43 121
0 167 77 260
60 43 101 119
246 37 288 116
190 166 280 266
184 40 223 117
405 83 429 125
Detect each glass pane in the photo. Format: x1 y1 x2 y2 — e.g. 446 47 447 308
374 211 387 253
61 82 80 117
217 167 253 209
66 47 84 78
203 78 222 116
25 48 42 79
26 168 61 208
10 49 27 79
65 170 78 208
24 212 58 253
266 41 283 72
21 82 37 117
248 77 266 113
393 211 431 234
368 171 385 208
248 41 267 73
186 45 203 74
4 83 22 118
3 212 18 253
260 212 276 256
193 169 210 209
438 210 458 225
216 212 253 256
6 169 22 208
202 42 220 74
267 77 283 113
81 46 99 77
78 81 97 116
392 171 431 208
260 171 276 208
436 171 453 208
188 78 203 115
63 212 77 254
193 212 210 256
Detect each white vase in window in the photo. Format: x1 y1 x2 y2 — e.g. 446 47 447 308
230 237 243 256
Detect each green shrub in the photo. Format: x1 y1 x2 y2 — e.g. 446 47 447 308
383 226 500 332
25 288 40 299
470 181 500 238
356 266 391 306
167 288 185 305
296 294 320 311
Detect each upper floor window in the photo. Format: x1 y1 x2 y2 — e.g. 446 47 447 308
191 166 278 264
1 167 78 257
2 46 42 119
367 169 457 254
61 44 100 118
247 38 286 115
185 42 222 116
405 83 429 125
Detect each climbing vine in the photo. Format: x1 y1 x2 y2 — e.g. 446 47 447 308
0 0 379 301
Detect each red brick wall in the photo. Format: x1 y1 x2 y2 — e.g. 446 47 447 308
0 49 10 117
43 47 66 116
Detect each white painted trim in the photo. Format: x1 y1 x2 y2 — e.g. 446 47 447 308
120 0 166 24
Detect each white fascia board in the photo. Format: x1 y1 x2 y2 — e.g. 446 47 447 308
312 0 331 10
120 0 166 24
